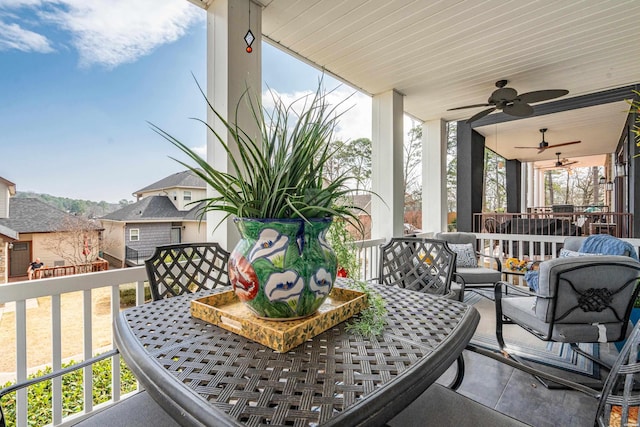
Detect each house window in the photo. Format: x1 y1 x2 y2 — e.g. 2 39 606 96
184 191 192 201
130 229 140 241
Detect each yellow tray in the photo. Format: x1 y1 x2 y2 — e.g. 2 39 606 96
190 287 367 352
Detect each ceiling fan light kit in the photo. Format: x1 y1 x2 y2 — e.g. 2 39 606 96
449 80 569 123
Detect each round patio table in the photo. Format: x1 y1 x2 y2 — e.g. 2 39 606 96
114 279 480 426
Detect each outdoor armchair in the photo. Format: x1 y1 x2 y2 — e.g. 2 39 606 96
144 242 230 300
495 255 640 381
435 232 502 293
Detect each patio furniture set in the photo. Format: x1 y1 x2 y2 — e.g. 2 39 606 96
2 236 640 426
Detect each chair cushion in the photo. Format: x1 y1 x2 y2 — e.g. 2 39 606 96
559 248 596 257
449 243 478 268
456 267 502 285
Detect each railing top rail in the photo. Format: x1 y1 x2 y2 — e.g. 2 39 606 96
0 266 146 303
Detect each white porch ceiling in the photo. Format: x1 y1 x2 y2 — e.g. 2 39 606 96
192 0 640 166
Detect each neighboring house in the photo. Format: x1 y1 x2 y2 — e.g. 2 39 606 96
0 177 104 283
100 170 208 266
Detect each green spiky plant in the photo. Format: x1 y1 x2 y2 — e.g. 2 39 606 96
150 78 365 232
151 77 386 333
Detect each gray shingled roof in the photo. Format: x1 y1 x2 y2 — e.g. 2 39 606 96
100 196 205 221
133 170 205 196
0 198 103 234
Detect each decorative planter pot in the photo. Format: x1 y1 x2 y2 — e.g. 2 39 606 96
228 217 337 319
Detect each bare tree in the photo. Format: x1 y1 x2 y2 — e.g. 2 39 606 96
323 138 372 192
42 216 110 266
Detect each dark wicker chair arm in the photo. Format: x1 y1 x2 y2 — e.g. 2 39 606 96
494 280 536 298
452 273 466 302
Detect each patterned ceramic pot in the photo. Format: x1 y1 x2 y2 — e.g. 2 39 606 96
228 217 337 319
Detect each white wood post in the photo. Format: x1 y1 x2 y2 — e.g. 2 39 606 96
205 0 261 251
371 90 404 240
421 119 447 233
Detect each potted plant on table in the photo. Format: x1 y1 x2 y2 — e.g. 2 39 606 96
152 80 370 320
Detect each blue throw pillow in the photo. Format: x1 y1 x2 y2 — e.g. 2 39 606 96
524 270 539 292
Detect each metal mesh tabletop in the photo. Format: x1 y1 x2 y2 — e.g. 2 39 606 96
115 280 479 427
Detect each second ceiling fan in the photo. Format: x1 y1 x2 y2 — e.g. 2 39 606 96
540 152 578 169
515 128 581 154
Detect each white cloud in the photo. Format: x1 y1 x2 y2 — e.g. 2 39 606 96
193 145 206 157
2 0 204 68
0 20 53 52
262 86 372 143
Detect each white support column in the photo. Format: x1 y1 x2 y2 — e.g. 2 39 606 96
422 119 447 233
371 90 404 240
525 162 534 210
534 168 545 207
205 0 261 250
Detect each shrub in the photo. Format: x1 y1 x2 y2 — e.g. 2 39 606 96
119 284 152 307
0 356 137 427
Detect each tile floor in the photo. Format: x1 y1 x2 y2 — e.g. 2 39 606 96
438 348 602 427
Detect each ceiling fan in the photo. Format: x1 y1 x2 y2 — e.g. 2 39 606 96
514 128 581 154
540 152 578 169
448 80 569 123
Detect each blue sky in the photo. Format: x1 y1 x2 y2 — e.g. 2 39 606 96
0 1 371 203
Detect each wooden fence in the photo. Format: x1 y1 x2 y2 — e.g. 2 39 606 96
34 258 109 279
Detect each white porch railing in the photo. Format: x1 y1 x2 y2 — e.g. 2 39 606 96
0 266 148 427
354 237 385 281
2 233 640 426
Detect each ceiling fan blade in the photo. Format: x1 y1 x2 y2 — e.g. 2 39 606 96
518 89 569 104
489 87 518 103
466 107 496 123
503 101 533 117
546 141 581 149
447 103 492 111
564 161 578 166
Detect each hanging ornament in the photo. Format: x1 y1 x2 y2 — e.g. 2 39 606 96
244 29 255 53
244 2 254 53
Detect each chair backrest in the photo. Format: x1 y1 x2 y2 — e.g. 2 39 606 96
597 318 640 427
378 237 456 296
562 236 586 252
534 255 640 340
434 232 477 247
145 242 230 300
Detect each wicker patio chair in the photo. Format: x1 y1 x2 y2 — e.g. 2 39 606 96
495 255 640 385
144 242 230 300
435 232 502 294
377 237 462 300
376 237 467 389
